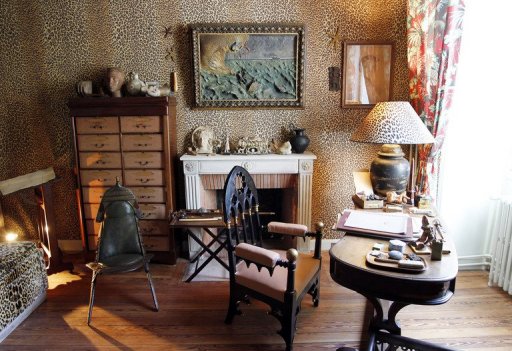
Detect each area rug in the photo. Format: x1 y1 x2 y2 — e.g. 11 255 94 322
182 257 229 282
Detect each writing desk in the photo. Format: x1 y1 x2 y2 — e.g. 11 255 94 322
330 233 458 350
169 215 228 282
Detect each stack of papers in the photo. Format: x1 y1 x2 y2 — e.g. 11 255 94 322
344 210 408 234
336 210 414 240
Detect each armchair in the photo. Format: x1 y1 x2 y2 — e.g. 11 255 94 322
223 166 324 351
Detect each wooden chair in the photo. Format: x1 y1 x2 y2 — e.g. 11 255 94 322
86 181 158 325
222 166 324 351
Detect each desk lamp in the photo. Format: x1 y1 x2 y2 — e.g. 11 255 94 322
350 101 434 197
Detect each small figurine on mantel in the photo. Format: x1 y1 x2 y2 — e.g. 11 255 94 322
191 126 215 154
223 133 231 154
271 139 292 155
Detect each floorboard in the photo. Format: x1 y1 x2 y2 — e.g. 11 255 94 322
1 253 511 350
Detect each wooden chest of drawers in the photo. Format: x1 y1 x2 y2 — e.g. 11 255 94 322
68 97 177 264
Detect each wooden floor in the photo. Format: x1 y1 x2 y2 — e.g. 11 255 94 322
2 252 512 351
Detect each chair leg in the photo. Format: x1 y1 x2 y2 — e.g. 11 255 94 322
310 277 320 307
87 271 98 325
279 304 296 351
225 286 242 324
224 296 239 324
281 314 295 351
145 263 159 311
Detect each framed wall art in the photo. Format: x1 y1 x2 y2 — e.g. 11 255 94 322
191 23 305 109
342 41 394 108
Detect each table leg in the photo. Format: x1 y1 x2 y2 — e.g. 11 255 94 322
189 231 220 263
184 227 229 282
363 295 408 335
360 295 411 351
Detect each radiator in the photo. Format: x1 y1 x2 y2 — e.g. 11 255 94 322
487 198 512 294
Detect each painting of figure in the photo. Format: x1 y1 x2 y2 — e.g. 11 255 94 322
342 42 393 108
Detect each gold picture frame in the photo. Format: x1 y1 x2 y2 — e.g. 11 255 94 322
191 23 305 109
342 41 394 108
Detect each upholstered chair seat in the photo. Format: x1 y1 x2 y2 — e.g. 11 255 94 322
235 250 321 302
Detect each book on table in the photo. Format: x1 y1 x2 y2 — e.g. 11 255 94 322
175 209 223 222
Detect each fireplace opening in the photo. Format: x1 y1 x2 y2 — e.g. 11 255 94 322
211 188 297 250
180 171 310 259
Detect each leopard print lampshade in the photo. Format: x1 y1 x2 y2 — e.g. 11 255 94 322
350 101 434 144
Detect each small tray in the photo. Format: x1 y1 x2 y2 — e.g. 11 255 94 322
366 252 426 273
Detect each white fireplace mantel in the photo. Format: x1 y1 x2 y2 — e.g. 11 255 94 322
180 152 316 251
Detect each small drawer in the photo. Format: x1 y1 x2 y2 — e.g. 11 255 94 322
76 117 119 134
79 152 122 169
123 152 163 168
88 234 99 251
78 134 120 151
85 219 101 236
121 116 162 133
139 204 166 219
138 220 168 235
80 169 122 187
124 170 164 186
82 187 108 203
84 203 100 220
122 134 163 151
142 236 169 252
131 187 165 203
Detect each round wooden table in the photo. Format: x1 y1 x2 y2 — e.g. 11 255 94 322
330 234 458 350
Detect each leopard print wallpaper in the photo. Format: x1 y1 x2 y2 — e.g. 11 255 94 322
0 0 408 242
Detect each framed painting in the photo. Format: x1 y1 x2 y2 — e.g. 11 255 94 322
342 41 394 108
191 23 305 109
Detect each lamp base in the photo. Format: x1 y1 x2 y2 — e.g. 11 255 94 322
370 144 410 197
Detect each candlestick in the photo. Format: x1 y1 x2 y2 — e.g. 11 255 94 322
170 71 178 92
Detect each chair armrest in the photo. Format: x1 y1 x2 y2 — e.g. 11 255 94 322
267 221 308 237
235 243 281 269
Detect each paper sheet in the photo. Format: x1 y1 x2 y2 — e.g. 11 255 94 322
352 170 374 195
344 210 408 234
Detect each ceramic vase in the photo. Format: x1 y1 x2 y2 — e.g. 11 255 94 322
290 128 310 153
125 72 144 96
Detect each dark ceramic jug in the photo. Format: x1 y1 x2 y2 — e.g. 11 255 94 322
290 128 310 153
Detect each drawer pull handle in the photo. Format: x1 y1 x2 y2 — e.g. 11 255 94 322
136 178 151 183
94 143 105 148
136 143 150 147
136 123 148 129
140 195 154 199
96 178 108 182
96 160 107 165
138 161 150 166
92 125 104 129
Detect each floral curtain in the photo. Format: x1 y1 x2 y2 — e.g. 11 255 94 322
407 0 465 200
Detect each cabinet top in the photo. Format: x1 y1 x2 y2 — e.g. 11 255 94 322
68 96 176 116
